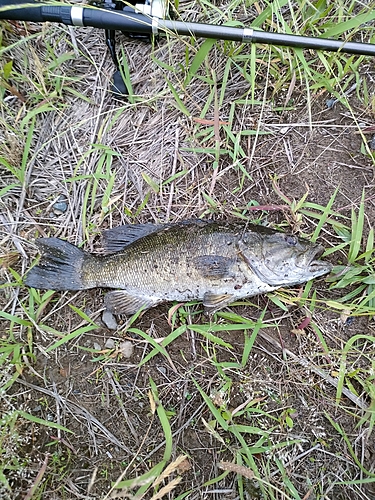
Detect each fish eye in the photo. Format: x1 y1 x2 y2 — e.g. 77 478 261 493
285 235 298 246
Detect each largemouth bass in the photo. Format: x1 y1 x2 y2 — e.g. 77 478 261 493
25 220 332 315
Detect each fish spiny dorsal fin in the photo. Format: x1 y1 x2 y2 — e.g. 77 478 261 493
101 219 211 254
102 224 170 253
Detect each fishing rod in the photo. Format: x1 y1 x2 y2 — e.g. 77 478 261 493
1 0 375 96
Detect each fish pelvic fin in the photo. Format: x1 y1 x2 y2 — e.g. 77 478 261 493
25 238 88 291
203 292 234 315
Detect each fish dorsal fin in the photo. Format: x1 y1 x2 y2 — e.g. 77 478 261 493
203 292 234 315
104 290 160 315
102 224 170 253
101 219 211 253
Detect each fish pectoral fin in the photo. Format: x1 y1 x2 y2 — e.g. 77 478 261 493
104 291 158 315
193 255 233 279
203 292 234 315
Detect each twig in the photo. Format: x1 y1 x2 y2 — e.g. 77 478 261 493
257 330 368 410
166 127 179 220
103 416 156 499
23 453 49 500
104 366 139 443
17 378 132 453
87 467 98 495
269 444 321 478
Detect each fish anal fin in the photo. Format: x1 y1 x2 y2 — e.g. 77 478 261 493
203 292 234 315
193 255 233 279
104 290 159 315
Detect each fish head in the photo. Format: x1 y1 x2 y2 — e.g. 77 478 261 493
239 231 332 286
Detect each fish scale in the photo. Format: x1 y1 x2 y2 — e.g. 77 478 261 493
83 225 246 297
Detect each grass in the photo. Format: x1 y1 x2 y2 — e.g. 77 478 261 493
1 0 375 498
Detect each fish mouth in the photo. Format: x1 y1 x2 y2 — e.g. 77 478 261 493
307 245 332 274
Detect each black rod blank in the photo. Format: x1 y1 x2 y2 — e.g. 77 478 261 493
0 2 375 56
161 19 375 55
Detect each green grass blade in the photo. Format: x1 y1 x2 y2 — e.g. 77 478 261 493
45 324 98 352
129 327 172 364
139 325 186 367
149 377 173 462
348 191 365 263
17 410 73 434
184 39 216 88
321 11 375 38
166 78 190 116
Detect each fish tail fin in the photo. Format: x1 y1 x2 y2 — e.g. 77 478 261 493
25 237 88 291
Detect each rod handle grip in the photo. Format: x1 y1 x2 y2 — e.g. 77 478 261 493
0 1 72 24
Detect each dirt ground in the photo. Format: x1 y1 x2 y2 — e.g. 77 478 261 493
1 3 375 500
